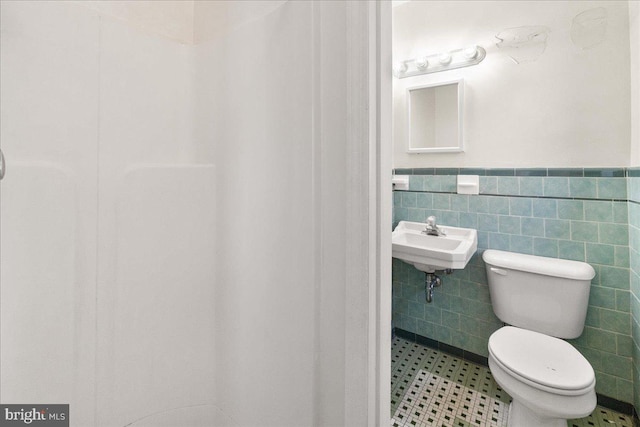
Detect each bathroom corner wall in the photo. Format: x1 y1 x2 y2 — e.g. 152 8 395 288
78 0 196 44
392 0 637 408
629 0 640 166
193 0 287 44
393 168 633 404
629 170 640 412
629 0 640 416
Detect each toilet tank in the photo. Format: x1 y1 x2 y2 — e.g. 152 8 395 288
482 250 596 339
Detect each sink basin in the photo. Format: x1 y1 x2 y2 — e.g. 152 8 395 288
392 220 478 272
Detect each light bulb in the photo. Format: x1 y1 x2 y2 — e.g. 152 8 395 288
438 53 452 65
414 57 429 70
392 61 408 76
463 45 478 59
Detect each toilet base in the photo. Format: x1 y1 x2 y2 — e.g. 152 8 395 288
508 400 567 427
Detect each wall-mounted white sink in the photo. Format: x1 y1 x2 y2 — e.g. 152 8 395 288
392 220 478 272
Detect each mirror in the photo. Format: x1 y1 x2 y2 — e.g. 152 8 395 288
407 79 464 153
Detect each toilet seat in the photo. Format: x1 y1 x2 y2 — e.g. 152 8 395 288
489 326 595 395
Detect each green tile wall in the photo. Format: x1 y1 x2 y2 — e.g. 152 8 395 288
628 171 640 413
392 169 633 404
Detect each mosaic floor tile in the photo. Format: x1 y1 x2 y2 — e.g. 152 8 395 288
391 336 634 427
568 407 634 427
391 369 508 427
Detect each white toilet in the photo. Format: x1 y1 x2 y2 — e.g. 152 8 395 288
483 249 597 427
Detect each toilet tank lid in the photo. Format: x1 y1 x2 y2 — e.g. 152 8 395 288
482 250 595 281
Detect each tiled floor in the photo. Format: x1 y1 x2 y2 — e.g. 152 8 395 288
391 336 634 427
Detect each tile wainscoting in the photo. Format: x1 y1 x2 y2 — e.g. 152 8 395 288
627 169 640 413
392 167 633 405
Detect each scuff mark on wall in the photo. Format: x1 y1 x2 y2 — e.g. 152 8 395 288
495 26 550 64
571 7 608 50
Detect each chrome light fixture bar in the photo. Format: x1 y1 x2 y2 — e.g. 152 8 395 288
393 45 486 78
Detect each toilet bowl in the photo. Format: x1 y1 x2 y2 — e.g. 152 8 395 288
488 326 596 427
482 250 597 427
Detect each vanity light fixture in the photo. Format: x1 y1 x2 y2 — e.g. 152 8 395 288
392 61 408 76
414 56 429 70
463 45 479 59
438 53 452 65
393 45 486 78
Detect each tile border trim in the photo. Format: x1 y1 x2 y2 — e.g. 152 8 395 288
394 167 627 177
394 327 638 418
394 168 633 202
395 327 488 367
398 189 628 203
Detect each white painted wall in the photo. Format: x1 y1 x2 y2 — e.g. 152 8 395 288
630 0 640 166
393 1 632 168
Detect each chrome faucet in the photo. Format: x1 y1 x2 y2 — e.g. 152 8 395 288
423 215 446 236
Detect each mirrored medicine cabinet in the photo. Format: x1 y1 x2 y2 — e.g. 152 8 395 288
406 79 464 153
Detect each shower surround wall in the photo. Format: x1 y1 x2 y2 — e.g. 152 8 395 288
1 1 386 426
0 2 216 426
194 2 323 424
392 169 633 404
192 1 388 423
